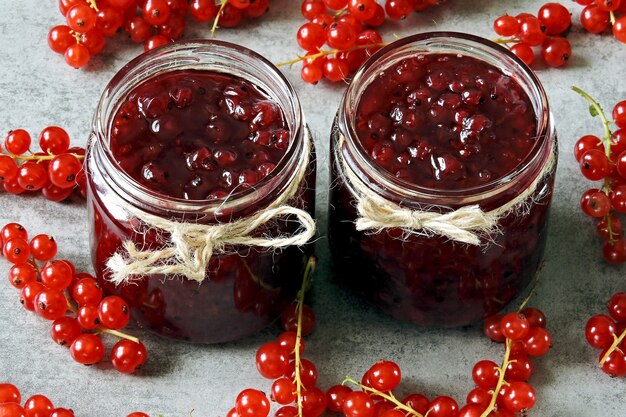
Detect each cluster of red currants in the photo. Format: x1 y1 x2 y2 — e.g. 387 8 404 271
47 0 272 69
0 383 76 417
575 0 626 43
291 0 447 84
573 88 626 264
0 127 85 201
228 302 323 417
1 223 147 374
585 292 626 376
492 2 572 68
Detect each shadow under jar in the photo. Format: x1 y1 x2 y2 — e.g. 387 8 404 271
329 32 557 327
86 41 315 343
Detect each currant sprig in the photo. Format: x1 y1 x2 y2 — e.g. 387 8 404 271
0 223 147 373
342 377 423 417
574 0 626 44
292 0 448 84
572 86 626 264
491 3 572 68
0 127 86 201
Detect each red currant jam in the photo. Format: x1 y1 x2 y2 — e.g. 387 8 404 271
110 69 290 200
355 54 537 189
86 42 314 343
329 33 556 327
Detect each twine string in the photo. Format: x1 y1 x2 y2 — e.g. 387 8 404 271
338 135 555 245
106 133 315 285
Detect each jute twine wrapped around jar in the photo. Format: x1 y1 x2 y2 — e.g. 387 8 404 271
106 133 316 285
337 135 556 245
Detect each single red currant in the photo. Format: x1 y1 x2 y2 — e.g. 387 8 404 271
111 340 148 374
586 314 617 349
235 389 271 417
501 312 531 340
70 333 105 365
255 342 289 379
51 316 82 346
367 360 402 391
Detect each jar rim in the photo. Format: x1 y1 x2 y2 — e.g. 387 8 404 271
92 39 305 212
338 32 553 204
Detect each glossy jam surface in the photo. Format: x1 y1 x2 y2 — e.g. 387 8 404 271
330 51 555 327
110 69 289 200
355 53 537 189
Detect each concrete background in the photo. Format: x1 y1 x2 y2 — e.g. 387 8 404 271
0 1 625 416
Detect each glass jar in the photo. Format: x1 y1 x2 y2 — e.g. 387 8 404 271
86 41 315 343
329 32 556 327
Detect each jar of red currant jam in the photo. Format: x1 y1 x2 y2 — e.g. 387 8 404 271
85 41 316 343
329 32 557 327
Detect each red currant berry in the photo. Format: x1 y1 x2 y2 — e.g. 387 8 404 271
72 276 103 306
275 407 297 417
8 263 38 289
78 305 100 329
64 43 91 68
501 312 531 340
277 331 305 357
5 129 31 154
301 64 324 84
142 0 171 25
608 292 626 322
24 395 54 417
510 43 535 66
324 0 348 9
501 381 536 412
519 16 546 46
235 389 271 417
66 3 98 33
326 22 357 50
342 391 375 417
98 296 131 330
0 155 19 182
20 281 45 311
506 353 534 381
48 25 74 54
385 0 413 20
41 260 73 290
326 385 352 413
600 348 626 376
579 149 610 180
457 404 487 417
111 339 148 374
367 360 402 391
3 238 31 265
29 234 58 261
580 5 610 33
323 57 349 82
0 383 21 404
189 0 217 22
603 237 626 264
484 314 506 342
586 314 617 349
281 303 316 336
50 408 75 417
466 388 490 407
0 402 27 416
144 35 170 52
574 135 602 161
537 2 571 35
127 413 150 417
301 1 327 20
70 333 105 365
472 360 500 389
245 0 270 18
520 307 547 328
580 189 611 217
270 378 296 405
256 342 289 379
297 22 326 51
427 396 459 417
541 37 571 68
611 185 626 213
597 215 623 240
523 327 551 356
348 0 377 21
597 0 623 11
285 358 318 388
301 386 327 417
48 154 82 189
402 393 429 414
51 316 82 346
614 100 626 129
34 289 68 321
494 15 520 36
39 126 71 155
2 223 28 246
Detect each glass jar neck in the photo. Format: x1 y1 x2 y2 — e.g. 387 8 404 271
90 40 306 219
337 32 555 209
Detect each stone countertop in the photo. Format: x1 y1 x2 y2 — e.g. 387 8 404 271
0 1 625 416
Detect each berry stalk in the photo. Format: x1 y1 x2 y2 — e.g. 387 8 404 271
294 256 316 417
342 377 423 417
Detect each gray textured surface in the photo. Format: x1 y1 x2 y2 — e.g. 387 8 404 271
0 1 625 416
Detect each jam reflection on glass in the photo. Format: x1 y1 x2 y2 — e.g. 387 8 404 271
329 52 554 327
89 69 314 343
